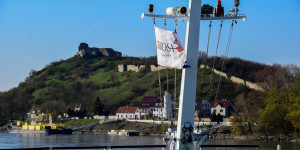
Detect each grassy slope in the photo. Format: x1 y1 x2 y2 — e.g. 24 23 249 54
57 119 100 128
0 57 249 118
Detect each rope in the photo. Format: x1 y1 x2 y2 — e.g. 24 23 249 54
153 17 162 101
158 69 162 99
164 18 166 30
198 21 213 128
175 19 178 33
208 21 223 100
215 20 235 100
203 21 212 95
174 19 177 119
174 68 176 118
166 69 169 92
164 18 169 92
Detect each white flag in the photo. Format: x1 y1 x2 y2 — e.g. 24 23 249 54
155 26 186 69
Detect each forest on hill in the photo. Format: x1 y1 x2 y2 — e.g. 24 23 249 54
0 54 299 138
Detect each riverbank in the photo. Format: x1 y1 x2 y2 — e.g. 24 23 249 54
0 120 170 136
2 120 300 143
62 120 300 142
72 120 170 136
211 133 300 143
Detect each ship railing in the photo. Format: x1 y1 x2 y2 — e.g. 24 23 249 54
197 144 260 150
1 144 167 150
1 144 261 150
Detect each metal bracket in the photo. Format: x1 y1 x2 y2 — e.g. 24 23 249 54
142 13 246 22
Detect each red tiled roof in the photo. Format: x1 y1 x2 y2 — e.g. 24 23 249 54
139 96 164 108
116 107 138 114
211 100 232 108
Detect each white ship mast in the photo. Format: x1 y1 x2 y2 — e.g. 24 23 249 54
142 0 246 149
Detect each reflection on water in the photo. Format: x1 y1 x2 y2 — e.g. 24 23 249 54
204 138 299 150
0 133 299 150
0 133 164 149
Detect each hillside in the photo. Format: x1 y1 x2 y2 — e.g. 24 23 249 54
1 46 300 138
0 54 254 121
2 45 298 123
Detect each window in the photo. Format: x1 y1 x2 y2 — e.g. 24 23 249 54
220 109 223 112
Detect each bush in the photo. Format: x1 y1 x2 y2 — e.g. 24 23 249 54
131 86 146 97
104 63 115 72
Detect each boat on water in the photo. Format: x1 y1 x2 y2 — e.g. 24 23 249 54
107 130 140 136
45 128 72 134
8 126 46 134
8 121 72 134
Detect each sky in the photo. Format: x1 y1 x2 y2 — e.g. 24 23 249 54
0 0 299 91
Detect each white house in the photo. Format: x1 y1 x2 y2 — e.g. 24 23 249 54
116 106 140 120
138 91 174 120
211 99 235 117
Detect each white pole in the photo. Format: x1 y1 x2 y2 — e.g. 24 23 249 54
176 0 202 149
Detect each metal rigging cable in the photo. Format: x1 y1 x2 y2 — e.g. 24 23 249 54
203 21 212 96
215 20 235 100
153 17 162 99
174 19 178 101
198 21 212 127
208 21 223 99
174 19 177 119
164 18 169 92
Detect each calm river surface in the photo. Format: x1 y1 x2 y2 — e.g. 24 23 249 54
0 133 299 150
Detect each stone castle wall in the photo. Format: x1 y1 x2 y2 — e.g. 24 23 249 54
118 64 169 72
118 64 264 92
199 65 264 92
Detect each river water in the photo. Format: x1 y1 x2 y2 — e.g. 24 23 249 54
0 133 299 150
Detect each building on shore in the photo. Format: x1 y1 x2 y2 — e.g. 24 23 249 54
195 99 211 118
116 106 140 120
138 91 174 120
211 99 235 117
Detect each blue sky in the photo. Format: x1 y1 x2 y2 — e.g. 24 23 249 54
0 0 299 91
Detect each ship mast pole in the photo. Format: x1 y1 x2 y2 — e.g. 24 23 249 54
142 0 246 149
176 0 201 149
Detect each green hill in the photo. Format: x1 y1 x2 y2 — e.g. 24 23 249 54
0 55 254 122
